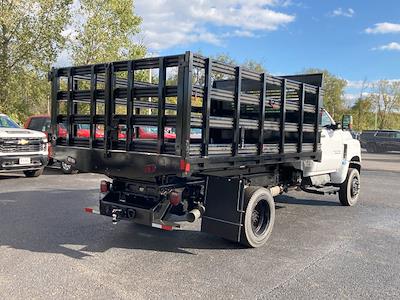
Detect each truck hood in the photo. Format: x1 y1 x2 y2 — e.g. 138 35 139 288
0 128 46 139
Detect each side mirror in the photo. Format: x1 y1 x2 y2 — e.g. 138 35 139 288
329 123 341 130
341 115 353 130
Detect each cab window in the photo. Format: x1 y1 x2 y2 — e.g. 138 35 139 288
320 110 333 128
0 115 20 128
376 132 390 138
27 117 46 131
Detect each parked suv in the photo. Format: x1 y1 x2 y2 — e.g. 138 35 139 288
360 130 400 153
0 113 48 177
24 115 77 174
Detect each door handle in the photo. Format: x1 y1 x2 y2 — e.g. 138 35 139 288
321 133 326 138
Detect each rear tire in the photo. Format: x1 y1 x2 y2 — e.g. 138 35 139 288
339 168 360 206
61 161 78 174
240 186 275 248
24 168 44 178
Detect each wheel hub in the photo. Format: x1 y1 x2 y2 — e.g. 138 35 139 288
62 162 71 171
351 176 360 197
251 200 270 236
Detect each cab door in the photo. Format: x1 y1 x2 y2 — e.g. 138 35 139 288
315 110 344 173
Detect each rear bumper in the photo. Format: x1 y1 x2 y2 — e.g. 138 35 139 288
0 154 48 173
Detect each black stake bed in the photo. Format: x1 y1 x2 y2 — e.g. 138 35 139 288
50 52 322 180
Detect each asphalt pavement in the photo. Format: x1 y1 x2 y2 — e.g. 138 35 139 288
0 153 399 299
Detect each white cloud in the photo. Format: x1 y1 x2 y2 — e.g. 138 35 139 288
223 30 258 38
365 22 400 34
331 8 354 18
372 42 400 51
343 92 371 106
346 80 369 89
135 0 295 50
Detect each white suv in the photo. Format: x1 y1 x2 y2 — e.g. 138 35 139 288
0 113 48 177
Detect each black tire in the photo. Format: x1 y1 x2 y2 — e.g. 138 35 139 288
61 161 78 174
240 186 275 248
23 168 44 178
339 168 360 206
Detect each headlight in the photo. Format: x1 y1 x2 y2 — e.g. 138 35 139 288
40 138 48 151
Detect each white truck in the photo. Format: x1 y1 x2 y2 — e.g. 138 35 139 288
50 53 361 247
0 113 48 177
294 109 361 207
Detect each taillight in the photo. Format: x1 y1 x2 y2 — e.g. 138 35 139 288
144 164 157 174
100 180 110 193
169 191 181 206
179 160 191 173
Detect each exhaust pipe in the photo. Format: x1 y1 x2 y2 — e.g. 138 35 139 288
270 186 283 197
187 205 205 223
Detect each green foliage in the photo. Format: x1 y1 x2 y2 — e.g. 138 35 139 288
70 0 146 65
0 0 71 122
212 53 267 73
370 80 400 129
242 59 266 73
350 97 374 131
304 68 347 119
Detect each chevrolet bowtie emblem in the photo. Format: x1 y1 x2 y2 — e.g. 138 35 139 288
18 139 29 145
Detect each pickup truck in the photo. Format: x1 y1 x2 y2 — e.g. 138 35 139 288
0 113 48 177
360 130 400 153
50 52 361 247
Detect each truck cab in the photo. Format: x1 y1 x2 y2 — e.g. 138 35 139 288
293 109 361 206
0 113 48 177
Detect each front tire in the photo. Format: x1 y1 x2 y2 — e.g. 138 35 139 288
24 168 44 178
240 187 275 248
61 161 78 174
339 168 360 206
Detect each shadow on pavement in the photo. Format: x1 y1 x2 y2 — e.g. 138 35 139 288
0 187 342 258
0 174 24 180
0 189 243 258
275 194 340 206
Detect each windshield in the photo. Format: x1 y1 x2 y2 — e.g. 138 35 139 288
0 115 20 128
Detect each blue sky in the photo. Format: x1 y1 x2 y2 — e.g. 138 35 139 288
136 0 400 105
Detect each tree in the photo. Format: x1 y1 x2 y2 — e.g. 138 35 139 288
0 0 71 121
351 97 373 131
70 0 146 65
213 53 267 73
242 59 266 73
304 68 347 119
370 80 400 129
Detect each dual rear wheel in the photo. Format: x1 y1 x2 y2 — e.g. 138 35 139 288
241 187 275 248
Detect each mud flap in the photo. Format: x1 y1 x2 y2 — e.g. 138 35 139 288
201 176 245 242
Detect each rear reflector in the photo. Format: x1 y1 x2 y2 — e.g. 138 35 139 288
151 223 173 231
84 207 100 215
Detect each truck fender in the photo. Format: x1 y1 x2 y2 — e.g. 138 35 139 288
330 156 361 184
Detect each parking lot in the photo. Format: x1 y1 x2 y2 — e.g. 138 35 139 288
1 152 399 299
